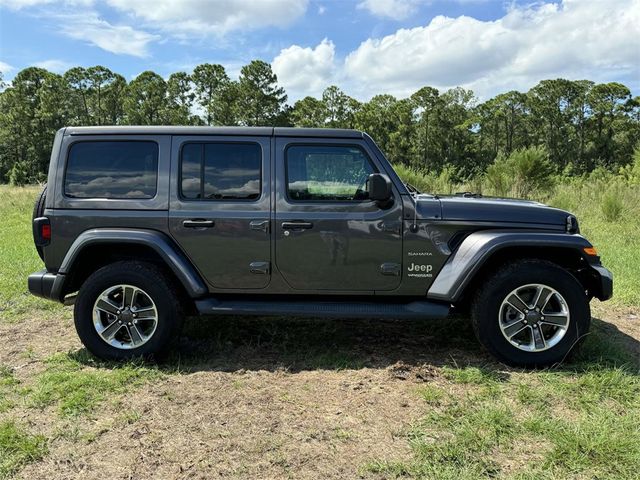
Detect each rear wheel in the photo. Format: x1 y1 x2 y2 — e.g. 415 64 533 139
74 261 183 361
471 260 590 367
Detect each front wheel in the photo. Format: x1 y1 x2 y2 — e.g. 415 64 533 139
471 260 590 367
74 261 183 361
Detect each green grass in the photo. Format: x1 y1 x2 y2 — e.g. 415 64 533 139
0 421 47 479
0 185 61 320
364 327 640 479
28 351 162 417
366 369 640 478
0 365 19 413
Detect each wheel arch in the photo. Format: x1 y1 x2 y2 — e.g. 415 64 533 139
53 229 208 307
427 230 606 307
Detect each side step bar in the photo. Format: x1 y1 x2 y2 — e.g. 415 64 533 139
195 298 450 319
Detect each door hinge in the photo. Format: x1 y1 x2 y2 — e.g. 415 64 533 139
380 262 401 276
249 261 270 275
250 220 270 233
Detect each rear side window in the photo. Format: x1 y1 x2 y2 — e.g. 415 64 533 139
65 141 158 199
286 145 376 201
180 143 261 200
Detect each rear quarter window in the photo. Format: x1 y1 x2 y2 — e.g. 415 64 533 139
64 141 159 199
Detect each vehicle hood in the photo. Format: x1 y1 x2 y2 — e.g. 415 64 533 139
414 194 571 226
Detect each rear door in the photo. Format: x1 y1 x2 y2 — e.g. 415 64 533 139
274 137 403 292
169 135 271 289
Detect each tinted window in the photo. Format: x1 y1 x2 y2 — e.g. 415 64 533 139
286 145 375 201
180 143 261 200
65 141 158 199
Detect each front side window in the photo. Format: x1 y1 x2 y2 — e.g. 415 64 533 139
65 141 158 199
286 145 376 201
180 143 261 200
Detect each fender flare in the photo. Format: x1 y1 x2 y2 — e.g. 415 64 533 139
52 228 208 300
426 230 598 302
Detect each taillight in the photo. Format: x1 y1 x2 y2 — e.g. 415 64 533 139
33 217 51 246
41 223 51 241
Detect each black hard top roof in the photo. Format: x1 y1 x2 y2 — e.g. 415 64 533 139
63 126 364 139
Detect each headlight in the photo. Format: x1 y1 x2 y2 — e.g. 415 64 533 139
566 215 579 234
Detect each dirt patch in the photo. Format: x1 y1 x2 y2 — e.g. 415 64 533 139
20 369 427 479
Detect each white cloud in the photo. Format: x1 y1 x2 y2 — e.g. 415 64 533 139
33 59 74 72
1 0 159 57
0 61 14 74
357 0 419 20
105 0 308 37
272 38 336 99
59 13 159 57
344 0 640 99
0 0 92 9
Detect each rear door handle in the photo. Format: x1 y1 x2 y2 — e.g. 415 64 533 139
183 219 215 228
282 221 313 230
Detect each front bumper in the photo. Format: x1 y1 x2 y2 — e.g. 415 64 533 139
590 265 613 301
28 269 64 302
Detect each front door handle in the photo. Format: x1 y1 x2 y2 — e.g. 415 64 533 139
250 219 270 233
282 221 313 230
183 219 215 228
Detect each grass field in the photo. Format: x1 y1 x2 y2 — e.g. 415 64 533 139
0 184 638 479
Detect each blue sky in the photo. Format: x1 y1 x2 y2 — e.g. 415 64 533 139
0 0 638 102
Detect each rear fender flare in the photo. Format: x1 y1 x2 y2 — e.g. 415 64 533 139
53 229 208 300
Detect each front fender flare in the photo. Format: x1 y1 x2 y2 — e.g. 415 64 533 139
426 230 597 302
52 228 208 300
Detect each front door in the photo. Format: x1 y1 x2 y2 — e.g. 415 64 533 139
169 135 271 289
274 138 403 292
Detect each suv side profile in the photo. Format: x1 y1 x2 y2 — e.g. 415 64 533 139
29 126 612 366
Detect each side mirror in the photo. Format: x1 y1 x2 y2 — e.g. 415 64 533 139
367 173 393 205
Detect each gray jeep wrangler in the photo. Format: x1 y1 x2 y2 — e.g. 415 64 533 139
29 126 612 366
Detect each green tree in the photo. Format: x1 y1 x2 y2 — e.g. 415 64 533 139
192 64 233 125
354 94 415 164
411 86 441 169
102 73 127 125
588 82 633 167
322 86 359 128
124 71 168 125
0 67 69 183
165 72 198 125
291 96 326 127
236 60 287 126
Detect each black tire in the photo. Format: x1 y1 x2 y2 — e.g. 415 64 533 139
74 261 183 361
32 184 47 261
471 260 590 367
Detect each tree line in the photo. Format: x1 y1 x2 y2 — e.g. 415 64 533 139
0 61 638 184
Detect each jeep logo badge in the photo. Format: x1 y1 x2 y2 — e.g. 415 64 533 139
407 263 433 278
408 263 432 272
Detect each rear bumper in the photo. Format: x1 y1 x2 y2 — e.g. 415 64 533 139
28 269 64 302
590 265 613 301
